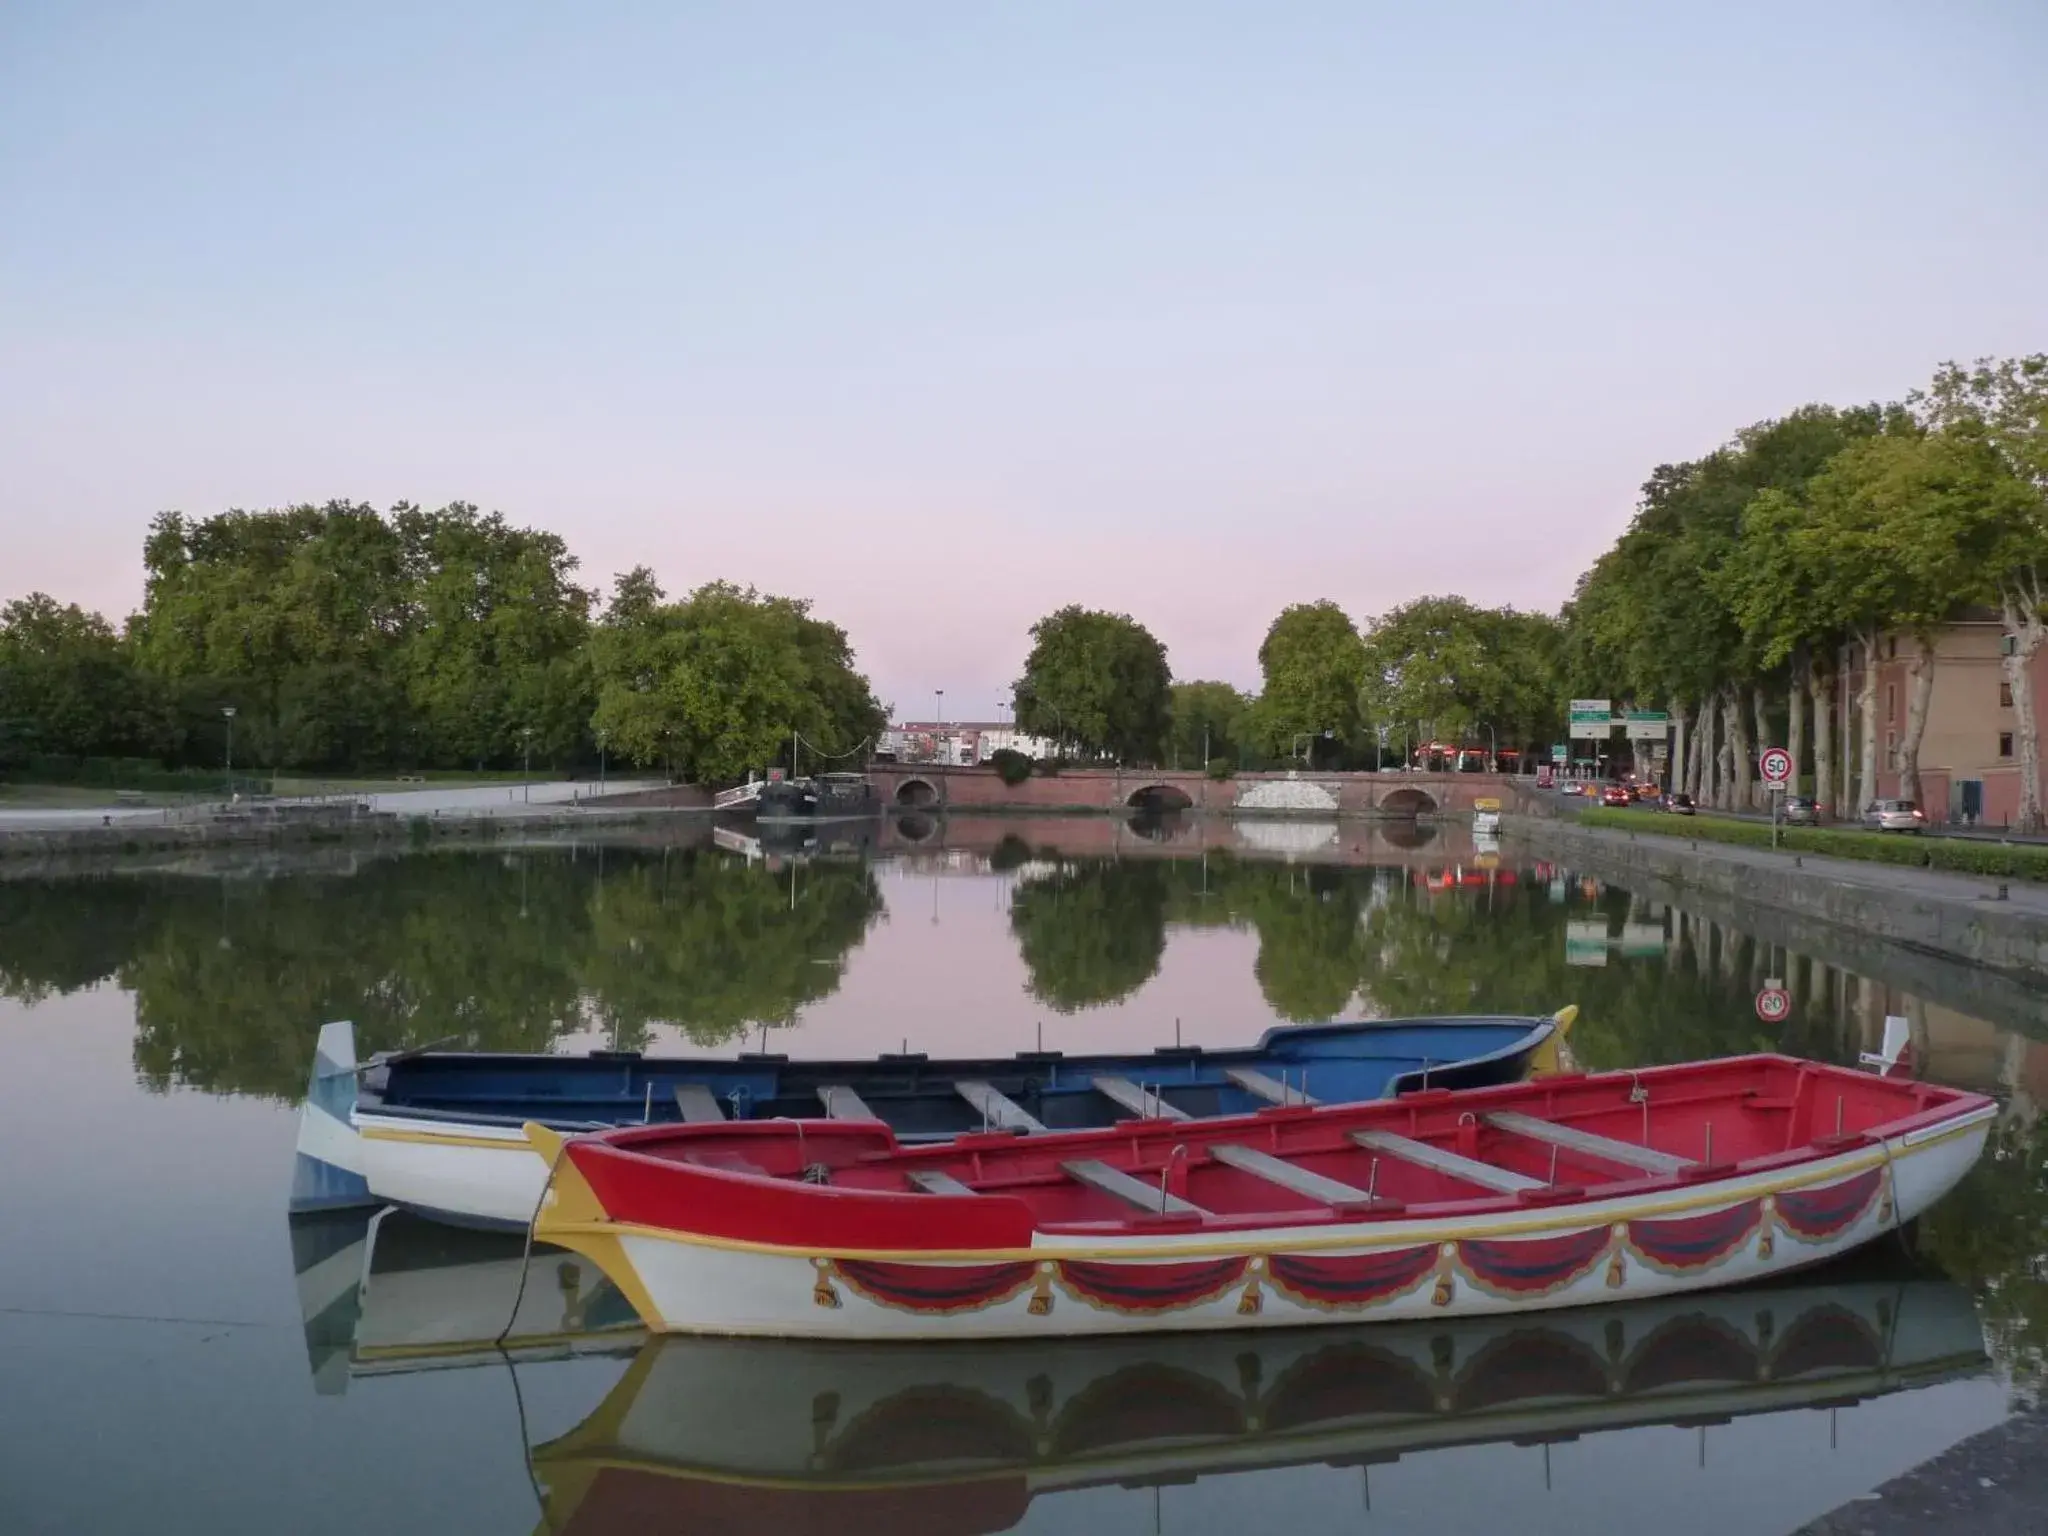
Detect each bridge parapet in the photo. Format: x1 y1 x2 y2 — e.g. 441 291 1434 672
864 764 1514 815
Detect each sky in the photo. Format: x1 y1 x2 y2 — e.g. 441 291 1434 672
2 2 2044 714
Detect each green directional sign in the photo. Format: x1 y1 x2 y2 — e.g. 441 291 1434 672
1568 699 1612 740
1551 743 1568 764
1624 710 1670 741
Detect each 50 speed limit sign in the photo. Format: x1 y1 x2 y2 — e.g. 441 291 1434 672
1755 986 1792 1023
1759 747 1793 787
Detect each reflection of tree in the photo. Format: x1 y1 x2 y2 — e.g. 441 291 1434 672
1235 864 1367 1021
1916 1113 2048 1395
0 878 162 1003
1009 860 1168 1011
580 854 882 1048
0 848 882 1101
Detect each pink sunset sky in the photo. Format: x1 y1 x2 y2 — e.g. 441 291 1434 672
2 4 2042 711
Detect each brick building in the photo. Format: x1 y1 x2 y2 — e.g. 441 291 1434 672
1869 611 2045 825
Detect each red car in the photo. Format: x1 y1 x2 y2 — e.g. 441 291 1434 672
1599 784 1634 808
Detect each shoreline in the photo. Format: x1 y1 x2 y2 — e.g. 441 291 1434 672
1510 814 2048 984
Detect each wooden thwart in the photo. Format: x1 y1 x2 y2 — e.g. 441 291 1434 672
1482 1110 1693 1175
816 1084 878 1121
1224 1067 1320 1107
1210 1143 1369 1205
1061 1158 1208 1216
906 1168 976 1196
954 1080 1047 1133
671 1084 726 1124
1348 1129 1543 1194
1090 1075 1192 1121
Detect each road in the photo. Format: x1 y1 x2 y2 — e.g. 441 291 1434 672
1540 784 2048 846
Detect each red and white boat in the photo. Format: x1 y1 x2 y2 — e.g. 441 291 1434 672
524 1054 1993 1340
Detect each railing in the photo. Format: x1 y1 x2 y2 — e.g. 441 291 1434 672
714 780 764 811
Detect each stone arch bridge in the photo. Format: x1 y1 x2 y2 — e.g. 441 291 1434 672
866 765 1512 816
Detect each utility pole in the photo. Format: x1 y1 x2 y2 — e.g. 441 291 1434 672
522 727 533 803
222 707 236 793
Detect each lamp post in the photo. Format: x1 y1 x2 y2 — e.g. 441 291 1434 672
1481 721 1497 773
522 727 533 803
222 707 236 793
597 728 607 796
934 688 945 765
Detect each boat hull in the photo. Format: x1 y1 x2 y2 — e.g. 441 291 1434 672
298 1011 1567 1227
538 1105 1993 1340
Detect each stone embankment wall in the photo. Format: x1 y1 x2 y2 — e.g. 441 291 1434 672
1510 812 2048 981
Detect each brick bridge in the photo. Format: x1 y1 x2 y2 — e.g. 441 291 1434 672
863 764 1516 815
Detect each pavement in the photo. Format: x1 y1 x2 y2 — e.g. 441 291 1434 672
1796 1410 2048 1535
0 779 667 831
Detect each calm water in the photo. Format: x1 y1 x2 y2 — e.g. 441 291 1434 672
2 812 2044 1535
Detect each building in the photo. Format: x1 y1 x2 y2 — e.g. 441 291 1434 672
1869 610 2046 825
881 722 1057 767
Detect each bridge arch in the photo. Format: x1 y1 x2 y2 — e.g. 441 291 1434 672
893 777 940 808
1124 783 1195 812
1379 786 1439 817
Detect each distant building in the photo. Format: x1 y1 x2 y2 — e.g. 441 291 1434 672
881 721 1057 767
1865 611 2047 825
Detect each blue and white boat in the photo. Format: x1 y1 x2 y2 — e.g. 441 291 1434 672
291 1010 1573 1229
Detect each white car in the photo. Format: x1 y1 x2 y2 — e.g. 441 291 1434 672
1862 799 1925 833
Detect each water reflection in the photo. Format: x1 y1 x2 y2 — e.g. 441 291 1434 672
5 813 2046 1533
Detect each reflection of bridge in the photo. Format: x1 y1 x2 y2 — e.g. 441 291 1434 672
866 764 1514 816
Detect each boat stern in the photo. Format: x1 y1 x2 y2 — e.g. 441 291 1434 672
289 1020 374 1214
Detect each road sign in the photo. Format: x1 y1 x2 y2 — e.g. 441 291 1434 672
1568 700 1612 739
1624 710 1670 740
1551 743 1568 764
1755 986 1792 1023
1759 747 1793 787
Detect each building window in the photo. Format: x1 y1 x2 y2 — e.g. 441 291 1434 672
2000 733 2015 760
2000 680 2014 708
1887 636 1898 660
1886 684 1896 723
1886 730 1898 770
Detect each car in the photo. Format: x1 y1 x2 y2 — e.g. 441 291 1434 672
1561 782 1585 797
1863 798 1925 833
1632 784 1663 805
1599 785 1634 808
1782 794 1818 826
1664 792 1696 816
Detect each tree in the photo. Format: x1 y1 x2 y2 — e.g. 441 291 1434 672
0 595 163 763
588 574 883 784
1914 356 2048 829
1360 597 1563 767
1253 602 1365 764
1167 680 1250 769
1013 606 1171 763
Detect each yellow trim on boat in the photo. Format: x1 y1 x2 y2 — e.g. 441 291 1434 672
359 1125 536 1152
533 1112 1987 1266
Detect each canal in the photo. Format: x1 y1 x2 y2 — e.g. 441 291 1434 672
1 814 2042 1534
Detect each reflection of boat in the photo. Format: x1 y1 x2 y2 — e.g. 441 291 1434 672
528 1267 1987 1533
292 1011 1568 1227
525 1055 1992 1340
292 1209 642 1395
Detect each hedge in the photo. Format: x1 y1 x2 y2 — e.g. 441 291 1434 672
1575 806 2048 882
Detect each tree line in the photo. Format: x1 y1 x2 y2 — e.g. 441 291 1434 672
1564 354 2048 825
0 502 885 782
1015 596 1564 772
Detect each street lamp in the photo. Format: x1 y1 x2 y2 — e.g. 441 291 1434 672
521 727 534 803
1479 721 1498 773
597 728 607 796
222 707 236 789
934 688 945 765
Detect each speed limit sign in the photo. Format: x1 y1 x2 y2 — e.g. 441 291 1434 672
1755 986 1791 1023
1759 747 1793 787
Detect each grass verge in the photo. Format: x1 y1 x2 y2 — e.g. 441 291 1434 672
1576 806 2048 882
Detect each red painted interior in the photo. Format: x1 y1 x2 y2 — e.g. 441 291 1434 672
562 1056 1986 1251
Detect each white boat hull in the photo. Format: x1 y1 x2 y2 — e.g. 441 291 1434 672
354 1116 550 1229
551 1109 1993 1340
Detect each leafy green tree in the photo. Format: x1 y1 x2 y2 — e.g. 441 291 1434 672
1360 597 1562 766
391 503 595 768
1014 606 1171 763
1253 602 1365 764
1008 859 1169 1010
589 573 884 783
0 595 164 762
1167 680 1250 769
